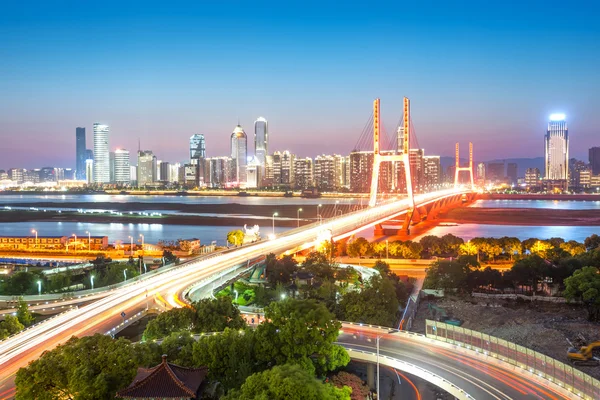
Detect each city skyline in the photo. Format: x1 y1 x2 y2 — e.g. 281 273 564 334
1 1 599 167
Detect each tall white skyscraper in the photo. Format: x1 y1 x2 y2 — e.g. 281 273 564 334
231 125 247 186
190 134 206 162
254 117 268 165
114 149 131 184
93 123 110 183
545 114 569 180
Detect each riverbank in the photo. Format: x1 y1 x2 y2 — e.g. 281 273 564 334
0 202 363 227
481 193 600 201
441 207 600 226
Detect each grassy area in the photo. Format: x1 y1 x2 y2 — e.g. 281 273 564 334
216 281 256 306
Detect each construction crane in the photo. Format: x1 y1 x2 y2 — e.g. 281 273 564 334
567 341 600 365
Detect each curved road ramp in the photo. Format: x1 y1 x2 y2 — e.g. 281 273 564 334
338 320 596 400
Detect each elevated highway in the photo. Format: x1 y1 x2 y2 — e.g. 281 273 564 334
0 188 474 399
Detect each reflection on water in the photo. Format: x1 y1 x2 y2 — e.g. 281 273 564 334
416 224 600 242
0 194 361 206
0 222 288 246
472 199 600 210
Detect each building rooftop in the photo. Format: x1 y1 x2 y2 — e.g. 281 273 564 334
116 355 208 399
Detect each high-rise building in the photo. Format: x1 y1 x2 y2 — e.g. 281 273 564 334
230 125 247 186
8 168 25 184
590 147 600 176
93 123 110 183
349 151 373 193
109 152 116 183
159 161 170 183
545 114 569 180
189 134 206 161
114 149 131 184
137 150 156 186
206 157 234 188
294 158 314 190
246 158 261 189
254 117 268 166
525 168 541 187
271 151 295 188
487 162 505 183
85 160 94 184
75 127 86 180
314 155 336 191
507 162 518 185
39 167 56 182
409 149 425 192
476 162 486 184
424 156 441 188
129 165 137 185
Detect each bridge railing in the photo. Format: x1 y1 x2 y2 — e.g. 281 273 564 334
426 319 600 400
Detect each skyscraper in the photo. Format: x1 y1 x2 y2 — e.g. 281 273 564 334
190 134 206 161
590 147 600 175
507 162 518 185
137 150 156 186
75 127 86 180
545 114 569 180
230 125 247 186
254 117 268 166
114 149 131 184
93 123 110 183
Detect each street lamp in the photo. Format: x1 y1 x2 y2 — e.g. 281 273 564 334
234 289 239 301
317 204 322 221
85 230 91 250
376 334 385 398
272 212 278 236
128 235 133 256
37 280 41 296
90 275 95 290
72 234 77 252
334 200 339 217
139 234 144 255
297 208 303 228
280 293 286 300
31 229 37 248
123 269 127 281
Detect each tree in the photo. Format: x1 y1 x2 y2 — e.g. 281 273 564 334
193 328 257 391
458 241 478 256
479 238 503 261
560 240 587 256
419 235 444 257
373 260 391 276
163 250 178 264
584 234 600 251
564 267 600 321
268 255 298 285
227 229 245 246
16 298 34 327
346 237 370 258
15 335 140 400
223 364 351 400
255 299 344 370
504 255 548 292
302 252 337 280
500 237 522 260
371 242 387 258
193 297 245 333
330 371 370 400
423 259 474 291
0 315 24 340
338 275 399 327
143 306 197 340
441 234 464 256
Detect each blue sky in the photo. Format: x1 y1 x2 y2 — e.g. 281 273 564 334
1 0 599 169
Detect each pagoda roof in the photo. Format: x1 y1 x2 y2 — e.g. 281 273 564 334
116 355 208 399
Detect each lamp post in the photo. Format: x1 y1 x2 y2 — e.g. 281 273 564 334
334 200 339 217
337 209 343 217
85 230 91 250
123 269 127 281
317 204 322 221
280 293 286 300
234 289 239 301
139 234 144 256
72 234 77 252
128 236 133 256
376 335 383 398
90 275 95 290
31 229 37 248
37 280 41 296
272 212 278 236
297 208 302 228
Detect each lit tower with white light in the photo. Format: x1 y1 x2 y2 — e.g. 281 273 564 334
545 114 569 180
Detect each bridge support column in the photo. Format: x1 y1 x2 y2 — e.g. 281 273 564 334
367 363 375 390
373 223 385 237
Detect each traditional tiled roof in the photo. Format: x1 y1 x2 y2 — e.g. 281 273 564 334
116 355 208 399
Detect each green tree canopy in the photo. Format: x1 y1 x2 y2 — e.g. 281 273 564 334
15 334 139 400
143 306 197 340
0 315 24 340
584 234 600 251
16 297 34 327
223 364 351 400
193 296 246 333
338 274 399 327
227 230 245 246
564 266 600 321
346 237 371 258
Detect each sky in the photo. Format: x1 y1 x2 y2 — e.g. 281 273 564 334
1 0 599 169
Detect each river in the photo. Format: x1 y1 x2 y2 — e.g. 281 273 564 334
471 199 600 210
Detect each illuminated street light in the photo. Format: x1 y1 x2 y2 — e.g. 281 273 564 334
280 293 286 300
297 208 303 228
139 234 144 254
85 231 91 250
31 229 37 248
334 200 339 217
123 269 127 281
72 234 77 252
128 236 133 256
90 275 95 290
272 212 278 236
37 280 41 296
317 204 322 220
234 289 239 301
